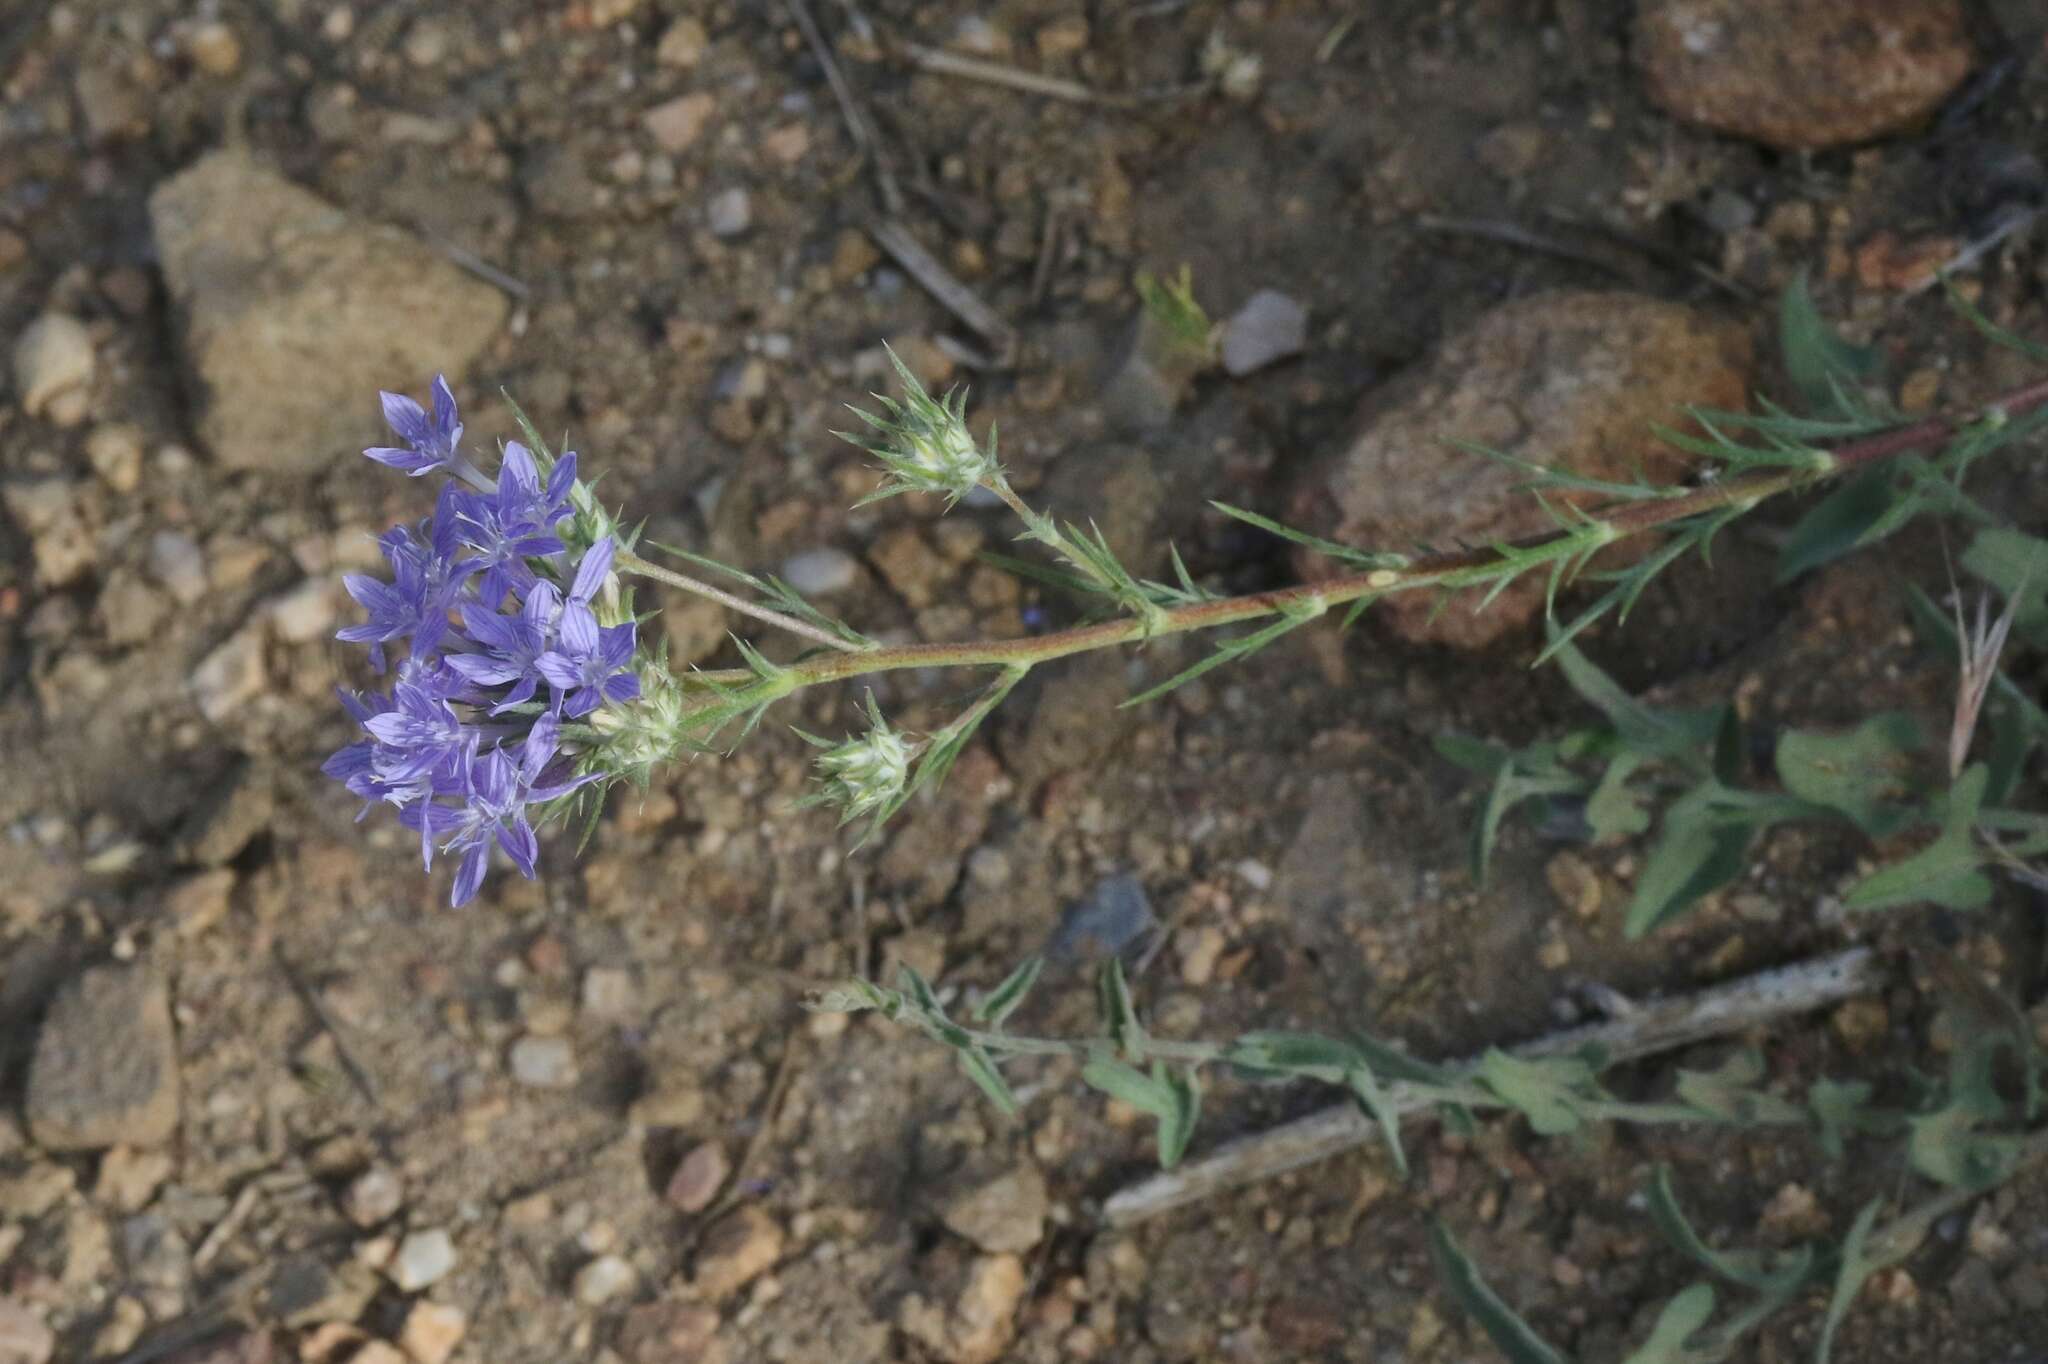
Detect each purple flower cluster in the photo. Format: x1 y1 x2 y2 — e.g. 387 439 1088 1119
326 377 643 905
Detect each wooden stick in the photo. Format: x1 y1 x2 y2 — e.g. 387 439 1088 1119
1101 946 1885 1226
866 217 1018 363
896 40 1123 106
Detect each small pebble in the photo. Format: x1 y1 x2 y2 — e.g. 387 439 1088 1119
642 93 715 153
0 1297 54 1364
706 187 751 237
389 1229 457 1292
655 17 708 67
149 531 209 606
779 547 859 596
342 1166 403 1228
184 20 243 75
573 1254 636 1307
1220 289 1308 377
13 313 95 422
509 1035 577 1089
265 579 339 643
579 967 638 1021
85 424 145 493
397 1301 466 1364
664 1142 730 1213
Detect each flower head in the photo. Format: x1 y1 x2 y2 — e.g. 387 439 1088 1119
798 692 911 826
366 374 465 476
330 380 655 907
838 345 994 502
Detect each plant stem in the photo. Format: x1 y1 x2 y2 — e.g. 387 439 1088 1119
618 550 869 654
736 376 2048 699
653 377 2048 737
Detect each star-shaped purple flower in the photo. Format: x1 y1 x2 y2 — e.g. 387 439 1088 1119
534 541 638 718
366 374 465 476
446 581 560 714
401 714 598 906
335 484 478 670
452 442 578 608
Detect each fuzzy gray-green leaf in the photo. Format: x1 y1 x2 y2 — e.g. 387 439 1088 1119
956 1045 1020 1117
1428 1221 1575 1364
1815 1199 1885 1364
1780 271 1882 417
1774 715 1920 836
1618 1284 1717 1364
972 957 1043 1030
1647 1165 1811 1292
1479 1050 1597 1136
1097 957 1145 1054
1625 790 1757 938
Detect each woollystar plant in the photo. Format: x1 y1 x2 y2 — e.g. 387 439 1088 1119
326 286 2048 1362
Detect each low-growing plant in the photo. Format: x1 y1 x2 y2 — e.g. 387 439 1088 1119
326 278 2048 1360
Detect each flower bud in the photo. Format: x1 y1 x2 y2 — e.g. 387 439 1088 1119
801 694 911 824
838 345 995 502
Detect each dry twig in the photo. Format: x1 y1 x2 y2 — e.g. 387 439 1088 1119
1101 946 1885 1225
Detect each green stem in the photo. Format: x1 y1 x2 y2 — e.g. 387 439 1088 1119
618 549 869 654
983 474 1131 603
667 376 2048 732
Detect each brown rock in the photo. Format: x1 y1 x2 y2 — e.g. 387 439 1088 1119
396 1301 466 1364
941 1166 1049 1254
618 1301 722 1364
0 1298 53 1364
149 152 507 472
901 1254 1027 1364
93 1146 174 1212
1636 0 1972 152
26 968 179 1151
642 93 715 153
1289 292 1752 649
690 1206 783 1300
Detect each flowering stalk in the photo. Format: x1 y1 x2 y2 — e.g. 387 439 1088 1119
332 359 2048 903
633 370 2048 696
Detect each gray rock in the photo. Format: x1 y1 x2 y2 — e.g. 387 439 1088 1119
389 1228 457 1292
779 547 859 596
268 1252 379 1326
1046 873 1153 962
26 968 180 1152
1220 289 1308 377
941 1166 1049 1254
706 187 751 238
176 760 274 866
149 152 507 472
578 967 639 1021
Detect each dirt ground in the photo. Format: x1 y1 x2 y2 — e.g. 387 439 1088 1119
3 2 2048 1362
